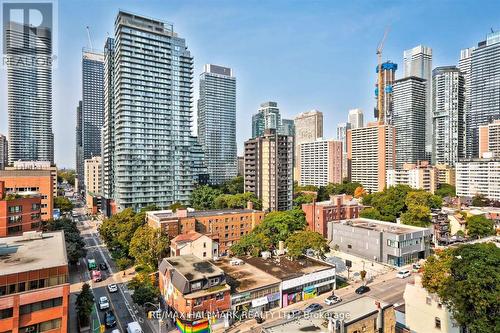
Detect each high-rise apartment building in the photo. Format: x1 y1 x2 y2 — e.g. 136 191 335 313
197 64 237 185
348 109 364 129
6 22 53 164
102 38 115 202
386 161 438 193
0 134 8 170
456 158 500 200
432 66 465 166
251 102 282 138
403 45 433 158
244 129 293 211
336 122 351 180
347 123 396 193
393 76 427 168
78 51 104 190
84 156 102 196
299 139 342 187
479 120 500 157
375 61 397 125
294 110 324 180
189 136 209 187
75 101 83 190
281 119 295 137
467 31 500 157
459 48 473 157
104 11 194 211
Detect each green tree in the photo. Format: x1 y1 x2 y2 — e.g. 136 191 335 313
359 207 385 220
169 202 186 212
75 283 93 326
231 232 272 257
129 225 170 271
54 196 74 212
294 181 319 195
219 176 244 194
360 270 367 284
466 215 495 239
472 194 490 207
190 185 222 210
405 191 442 210
435 183 456 198
293 192 316 209
400 205 432 227
131 284 158 307
58 170 76 186
422 244 500 332
214 192 261 210
43 218 86 263
285 230 328 259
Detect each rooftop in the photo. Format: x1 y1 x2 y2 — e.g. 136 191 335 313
212 257 280 293
335 218 430 234
171 230 204 245
162 254 224 281
241 256 333 281
148 208 261 220
0 231 68 276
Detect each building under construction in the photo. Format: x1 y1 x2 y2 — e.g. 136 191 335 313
375 61 398 125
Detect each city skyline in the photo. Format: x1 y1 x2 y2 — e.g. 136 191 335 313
1 1 500 167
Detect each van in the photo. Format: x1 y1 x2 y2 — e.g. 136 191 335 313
126 322 143 333
396 269 411 279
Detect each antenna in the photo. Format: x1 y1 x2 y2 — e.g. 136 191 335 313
86 26 93 52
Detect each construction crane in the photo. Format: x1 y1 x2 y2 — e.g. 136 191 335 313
86 26 93 52
376 27 390 124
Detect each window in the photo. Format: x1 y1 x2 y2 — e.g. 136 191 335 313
191 281 202 291
215 292 224 300
347 244 352 249
203 242 206 248
203 252 206 258
194 298 202 306
426 296 432 305
435 317 441 329
0 308 13 319
209 277 219 286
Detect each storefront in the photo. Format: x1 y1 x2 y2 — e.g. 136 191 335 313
281 267 336 307
231 285 281 320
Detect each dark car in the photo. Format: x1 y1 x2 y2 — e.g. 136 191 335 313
99 263 108 271
304 303 323 314
355 285 370 294
255 315 264 324
104 310 117 328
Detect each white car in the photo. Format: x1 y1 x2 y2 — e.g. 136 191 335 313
98 296 110 310
108 284 118 293
111 330 121 333
324 294 342 305
396 269 411 279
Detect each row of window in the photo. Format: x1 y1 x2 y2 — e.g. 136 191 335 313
20 318 61 333
7 203 40 214
0 275 67 296
192 292 225 306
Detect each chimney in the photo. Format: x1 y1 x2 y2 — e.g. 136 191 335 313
246 201 254 210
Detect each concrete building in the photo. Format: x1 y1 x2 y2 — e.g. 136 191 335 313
159 255 230 330
347 122 396 193
6 161 58 198
0 181 42 237
386 161 438 193
6 22 54 164
244 129 294 211
237 156 244 176
467 31 500 158
262 297 395 333
294 110 324 180
375 61 398 125
432 66 465 166
0 170 53 220
403 45 433 159
393 76 427 168
456 157 500 201
189 136 209 187
252 102 281 138
459 47 473 158
404 276 460 333
0 231 69 333
147 204 264 254
281 119 295 137
302 194 361 237
169 230 219 259
348 108 364 129
299 139 342 187
105 11 195 211
75 101 83 192
336 122 351 181
327 218 432 267
84 156 102 196
0 134 7 170
435 164 456 186
479 119 500 157
197 64 237 185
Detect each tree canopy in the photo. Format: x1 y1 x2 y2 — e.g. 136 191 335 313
293 192 316 209
472 194 490 207
190 185 222 210
129 225 170 271
422 243 500 332
54 196 74 213
43 218 86 263
75 283 93 326
466 215 495 239
57 169 76 186
435 183 456 198
285 230 328 259
214 192 261 210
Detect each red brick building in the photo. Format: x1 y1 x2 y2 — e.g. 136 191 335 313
0 231 69 333
0 181 42 238
302 194 361 237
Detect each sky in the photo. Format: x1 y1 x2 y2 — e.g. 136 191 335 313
1 0 499 168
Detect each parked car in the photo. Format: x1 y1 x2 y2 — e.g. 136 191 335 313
324 295 342 305
126 321 143 333
255 314 264 324
230 258 244 266
355 285 370 294
396 269 411 279
108 284 118 293
98 296 109 310
99 263 108 270
304 303 323 314
285 309 303 319
104 311 117 328
111 330 121 333
412 263 421 272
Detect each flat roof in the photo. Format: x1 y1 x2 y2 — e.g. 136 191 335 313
0 231 68 275
164 254 224 281
263 297 391 333
212 257 281 293
336 218 430 234
0 169 52 177
148 208 261 220
242 256 333 281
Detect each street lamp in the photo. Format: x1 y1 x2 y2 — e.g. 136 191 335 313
144 301 162 333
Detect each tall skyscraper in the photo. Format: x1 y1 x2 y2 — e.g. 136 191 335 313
479 120 500 157
107 11 194 211
348 109 364 129
299 139 342 187
467 31 500 157
294 110 323 180
393 76 427 168
6 22 53 164
0 134 8 170
79 50 104 189
244 129 293 211
347 123 396 193
459 48 473 157
375 61 397 125
197 64 237 185
102 38 115 202
75 101 83 189
336 122 351 180
403 45 433 159
281 119 295 137
432 66 465 166
251 101 282 138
